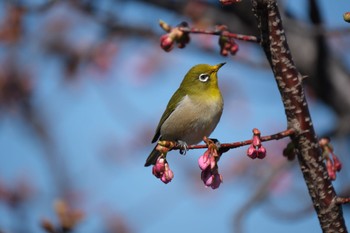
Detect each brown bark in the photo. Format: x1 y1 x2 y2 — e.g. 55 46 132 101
251 0 347 232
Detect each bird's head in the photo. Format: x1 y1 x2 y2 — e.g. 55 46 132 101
180 63 225 93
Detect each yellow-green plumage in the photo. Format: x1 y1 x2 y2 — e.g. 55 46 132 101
145 63 225 166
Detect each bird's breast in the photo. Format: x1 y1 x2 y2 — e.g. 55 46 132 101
160 94 223 145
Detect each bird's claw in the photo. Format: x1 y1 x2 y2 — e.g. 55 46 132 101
177 140 188 155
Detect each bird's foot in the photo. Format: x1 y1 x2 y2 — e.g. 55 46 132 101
157 140 177 155
177 140 188 155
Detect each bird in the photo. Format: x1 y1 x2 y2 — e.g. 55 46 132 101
145 63 225 167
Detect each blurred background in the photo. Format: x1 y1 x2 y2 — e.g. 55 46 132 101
0 0 349 232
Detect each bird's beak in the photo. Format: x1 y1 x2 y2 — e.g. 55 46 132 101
213 62 226 71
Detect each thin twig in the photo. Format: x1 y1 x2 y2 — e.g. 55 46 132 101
167 128 295 151
178 26 260 43
334 197 350 205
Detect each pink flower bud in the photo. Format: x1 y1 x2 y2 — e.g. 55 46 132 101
210 173 223 189
247 145 257 159
332 155 342 172
152 157 165 178
198 150 210 170
326 159 336 180
252 135 261 147
201 168 223 189
257 146 267 159
220 49 228 56
230 43 239 55
210 156 216 169
160 164 174 184
160 34 174 52
201 168 213 187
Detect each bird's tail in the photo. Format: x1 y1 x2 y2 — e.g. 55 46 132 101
144 145 162 167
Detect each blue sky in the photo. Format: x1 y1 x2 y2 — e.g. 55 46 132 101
0 1 349 232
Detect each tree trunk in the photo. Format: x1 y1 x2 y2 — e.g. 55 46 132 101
251 0 347 232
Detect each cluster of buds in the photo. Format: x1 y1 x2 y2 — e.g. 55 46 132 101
218 25 239 56
152 156 174 184
159 20 190 52
319 138 342 180
247 128 266 159
198 138 223 189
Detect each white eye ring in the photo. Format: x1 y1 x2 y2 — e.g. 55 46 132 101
198 73 209 82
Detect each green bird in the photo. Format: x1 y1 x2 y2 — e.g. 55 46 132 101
145 63 225 167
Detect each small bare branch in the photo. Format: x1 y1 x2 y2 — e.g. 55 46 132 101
334 197 350 205
161 128 295 152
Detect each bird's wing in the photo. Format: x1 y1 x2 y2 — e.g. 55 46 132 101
151 89 186 143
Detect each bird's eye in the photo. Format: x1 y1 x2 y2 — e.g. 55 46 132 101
198 73 209 82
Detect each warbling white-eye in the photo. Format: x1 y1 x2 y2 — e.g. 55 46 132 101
145 63 225 167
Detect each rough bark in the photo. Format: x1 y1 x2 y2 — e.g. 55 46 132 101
251 0 347 232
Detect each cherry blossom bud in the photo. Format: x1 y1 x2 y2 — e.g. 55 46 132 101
198 148 218 171
160 163 174 184
201 168 223 189
252 135 261 147
332 154 342 172
326 159 336 180
230 42 239 55
201 169 214 187
210 155 216 169
247 128 266 159
152 157 166 178
219 34 239 57
160 34 174 52
210 173 223 189
220 49 229 56
257 146 267 159
198 150 210 170
319 137 342 181
247 145 257 159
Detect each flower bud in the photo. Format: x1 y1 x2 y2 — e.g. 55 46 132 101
252 134 261 147
230 43 239 55
247 145 257 159
201 168 213 187
160 34 174 52
201 168 223 189
152 157 166 178
326 159 336 180
160 164 174 184
220 49 229 56
210 173 223 189
198 150 210 170
332 155 342 172
257 146 267 159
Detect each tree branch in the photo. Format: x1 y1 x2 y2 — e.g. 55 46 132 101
159 128 294 152
251 0 347 232
334 197 350 205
